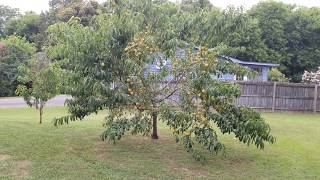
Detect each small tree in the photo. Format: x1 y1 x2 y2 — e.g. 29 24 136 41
268 68 289 82
16 52 61 124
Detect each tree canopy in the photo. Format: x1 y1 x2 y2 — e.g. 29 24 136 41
2 0 320 98
0 5 20 37
4 12 43 48
0 35 36 96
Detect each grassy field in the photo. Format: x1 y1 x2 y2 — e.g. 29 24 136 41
0 107 319 180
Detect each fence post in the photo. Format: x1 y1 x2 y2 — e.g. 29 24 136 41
272 82 277 112
313 84 318 113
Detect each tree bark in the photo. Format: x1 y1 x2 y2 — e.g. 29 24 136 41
39 106 43 124
151 112 158 139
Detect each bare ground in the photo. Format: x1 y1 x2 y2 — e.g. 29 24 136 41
0 153 31 179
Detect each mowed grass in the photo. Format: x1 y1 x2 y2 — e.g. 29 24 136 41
0 107 319 180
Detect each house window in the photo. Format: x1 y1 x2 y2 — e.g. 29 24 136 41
251 67 262 74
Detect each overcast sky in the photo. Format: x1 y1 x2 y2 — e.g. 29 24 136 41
1 0 320 14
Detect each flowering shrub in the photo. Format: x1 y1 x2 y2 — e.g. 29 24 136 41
302 67 320 84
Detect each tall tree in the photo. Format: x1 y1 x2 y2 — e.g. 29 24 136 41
198 7 269 62
4 12 43 48
249 1 320 82
181 0 213 11
0 36 36 97
284 7 320 82
173 6 269 63
0 5 20 37
248 1 293 78
249 1 292 53
49 0 81 10
47 0 105 26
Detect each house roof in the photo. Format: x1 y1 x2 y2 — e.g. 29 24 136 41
219 55 279 67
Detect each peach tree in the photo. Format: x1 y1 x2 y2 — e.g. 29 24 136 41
47 1 274 160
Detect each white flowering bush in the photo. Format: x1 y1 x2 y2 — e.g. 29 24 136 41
302 67 320 84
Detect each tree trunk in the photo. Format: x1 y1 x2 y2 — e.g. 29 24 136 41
39 106 43 124
151 112 158 139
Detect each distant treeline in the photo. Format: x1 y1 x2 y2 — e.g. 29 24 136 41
1 0 320 96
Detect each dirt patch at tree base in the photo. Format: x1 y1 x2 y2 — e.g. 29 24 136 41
0 154 31 179
0 154 11 161
9 160 31 178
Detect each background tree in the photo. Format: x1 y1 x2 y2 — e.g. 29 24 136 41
4 12 44 49
248 1 292 64
48 1 275 161
181 0 213 11
284 7 320 82
47 0 105 26
0 5 20 37
16 52 61 123
0 35 36 97
246 1 320 82
59 1 105 25
173 5 269 63
202 7 269 61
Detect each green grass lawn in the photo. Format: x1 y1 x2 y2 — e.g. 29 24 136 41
0 107 319 179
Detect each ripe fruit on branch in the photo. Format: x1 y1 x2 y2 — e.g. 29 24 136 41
183 131 191 136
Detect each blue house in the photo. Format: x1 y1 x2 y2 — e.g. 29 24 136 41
218 55 279 82
145 50 279 82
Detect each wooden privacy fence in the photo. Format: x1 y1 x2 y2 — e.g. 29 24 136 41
236 81 319 113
